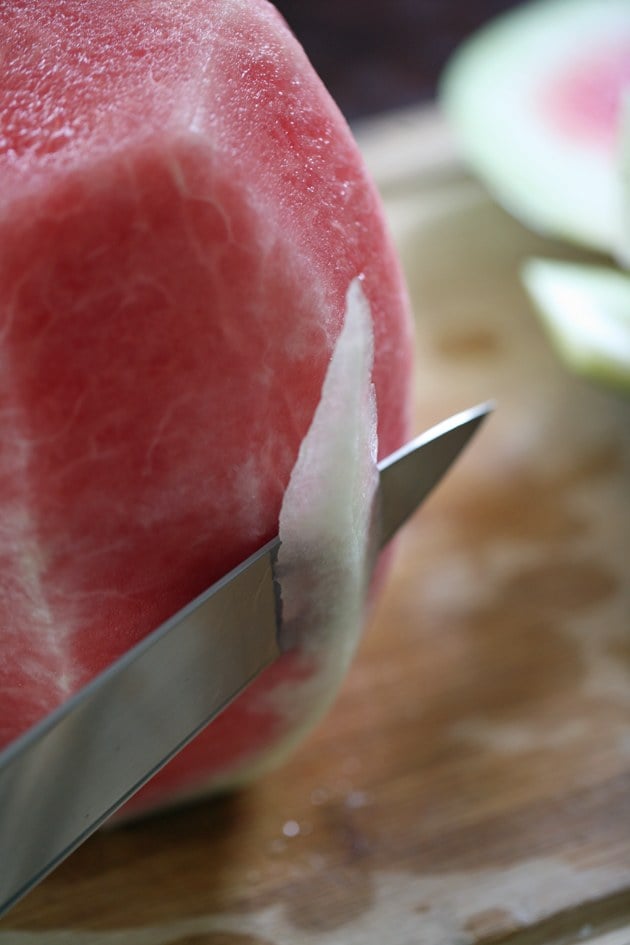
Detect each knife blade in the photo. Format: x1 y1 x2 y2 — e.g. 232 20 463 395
0 402 490 915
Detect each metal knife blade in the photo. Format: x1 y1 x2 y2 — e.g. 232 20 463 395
0 402 490 915
378 402 490 546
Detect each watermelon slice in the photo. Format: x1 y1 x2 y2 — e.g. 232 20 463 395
621 95 630 267
0 0 413 814
522 258 630 394
440 0 630 262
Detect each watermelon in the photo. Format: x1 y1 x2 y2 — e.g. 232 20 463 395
522 258 630 394
440 0 630 394
440 0 630 262
0 0 413 814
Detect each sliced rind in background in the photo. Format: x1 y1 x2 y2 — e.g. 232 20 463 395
440 0 630 263
620 93 630 266
522 258 630 394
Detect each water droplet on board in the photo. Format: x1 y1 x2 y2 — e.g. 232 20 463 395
282 819 300 837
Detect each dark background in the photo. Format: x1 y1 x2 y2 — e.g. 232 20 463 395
272 1 524 119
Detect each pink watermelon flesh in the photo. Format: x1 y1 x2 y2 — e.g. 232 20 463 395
541 43 630 147
0 0 412 812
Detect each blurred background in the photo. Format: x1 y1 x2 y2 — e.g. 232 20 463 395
272 1 523 119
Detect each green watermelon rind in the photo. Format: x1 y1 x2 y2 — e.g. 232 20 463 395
621 93 630 266
440 0 629 262
522 257 630 394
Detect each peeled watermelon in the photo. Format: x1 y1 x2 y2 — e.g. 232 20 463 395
0 0 413 813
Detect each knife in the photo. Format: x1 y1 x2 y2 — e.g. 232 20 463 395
0 402 490 916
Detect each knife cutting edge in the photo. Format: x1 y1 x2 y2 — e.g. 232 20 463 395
0 401 491 916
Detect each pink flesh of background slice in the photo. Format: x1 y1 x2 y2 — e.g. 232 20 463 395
541 43 630 146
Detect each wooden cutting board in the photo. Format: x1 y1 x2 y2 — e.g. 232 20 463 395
2 107 629 945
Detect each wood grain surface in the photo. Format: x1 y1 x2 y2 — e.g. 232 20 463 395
2 108 629 944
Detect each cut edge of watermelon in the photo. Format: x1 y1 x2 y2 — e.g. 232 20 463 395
212 279 379 790
127 278 381 807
